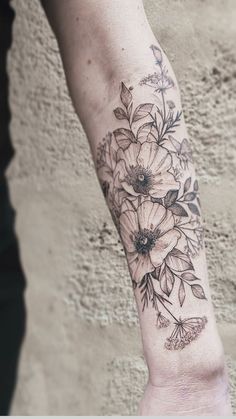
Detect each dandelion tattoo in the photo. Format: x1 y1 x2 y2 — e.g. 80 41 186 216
96 45 207 350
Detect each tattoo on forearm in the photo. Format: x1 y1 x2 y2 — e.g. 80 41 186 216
96 45 207 350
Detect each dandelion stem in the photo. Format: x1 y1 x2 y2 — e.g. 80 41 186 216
147 274 178 322
157 297 179 322
161 90 166 122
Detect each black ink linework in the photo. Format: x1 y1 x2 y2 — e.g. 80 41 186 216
96 45 207 350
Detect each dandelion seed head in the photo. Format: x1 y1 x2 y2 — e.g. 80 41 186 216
165 316 207 350
156 312 170 329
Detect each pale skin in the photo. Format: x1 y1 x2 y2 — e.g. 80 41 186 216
41 0 232 415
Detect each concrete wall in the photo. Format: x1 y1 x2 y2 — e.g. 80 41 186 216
7 0 236 415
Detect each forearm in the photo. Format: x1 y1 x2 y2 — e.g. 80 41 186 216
42 0 231 414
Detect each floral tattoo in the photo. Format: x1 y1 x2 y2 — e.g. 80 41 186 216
96 45 207 350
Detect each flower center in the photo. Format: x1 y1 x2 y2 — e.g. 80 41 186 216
138 174 145 182
134 228 157 254
126 165 154 195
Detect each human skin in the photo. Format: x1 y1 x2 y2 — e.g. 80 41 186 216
41 0 232 415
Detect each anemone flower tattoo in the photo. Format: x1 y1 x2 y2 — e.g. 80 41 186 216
116 142 180 199
120 201 180 283
96 45 207 350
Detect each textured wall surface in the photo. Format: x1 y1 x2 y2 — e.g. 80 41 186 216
6 0 236 415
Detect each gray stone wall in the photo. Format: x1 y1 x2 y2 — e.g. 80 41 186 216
7 0 236 415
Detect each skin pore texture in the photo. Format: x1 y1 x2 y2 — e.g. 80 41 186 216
42 0 232 415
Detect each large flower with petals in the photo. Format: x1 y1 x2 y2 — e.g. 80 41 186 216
116 142 179 199
120 200 180 283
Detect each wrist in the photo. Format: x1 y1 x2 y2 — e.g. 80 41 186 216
139 373 232 416
141 340 232 416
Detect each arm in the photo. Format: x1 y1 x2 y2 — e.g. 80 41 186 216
41 0 232 415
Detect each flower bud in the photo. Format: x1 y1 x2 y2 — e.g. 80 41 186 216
150 44 163 65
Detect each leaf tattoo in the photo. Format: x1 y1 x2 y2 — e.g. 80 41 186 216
160 264 175 297
96 45 207 351
120 82 132 108
132 103 153 122
178 280 186 307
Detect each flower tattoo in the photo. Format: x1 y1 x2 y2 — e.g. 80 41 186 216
116 142 180 198
120 201 180 283
96 45 207 350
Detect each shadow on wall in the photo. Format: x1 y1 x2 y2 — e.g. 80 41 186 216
0 0 27 415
